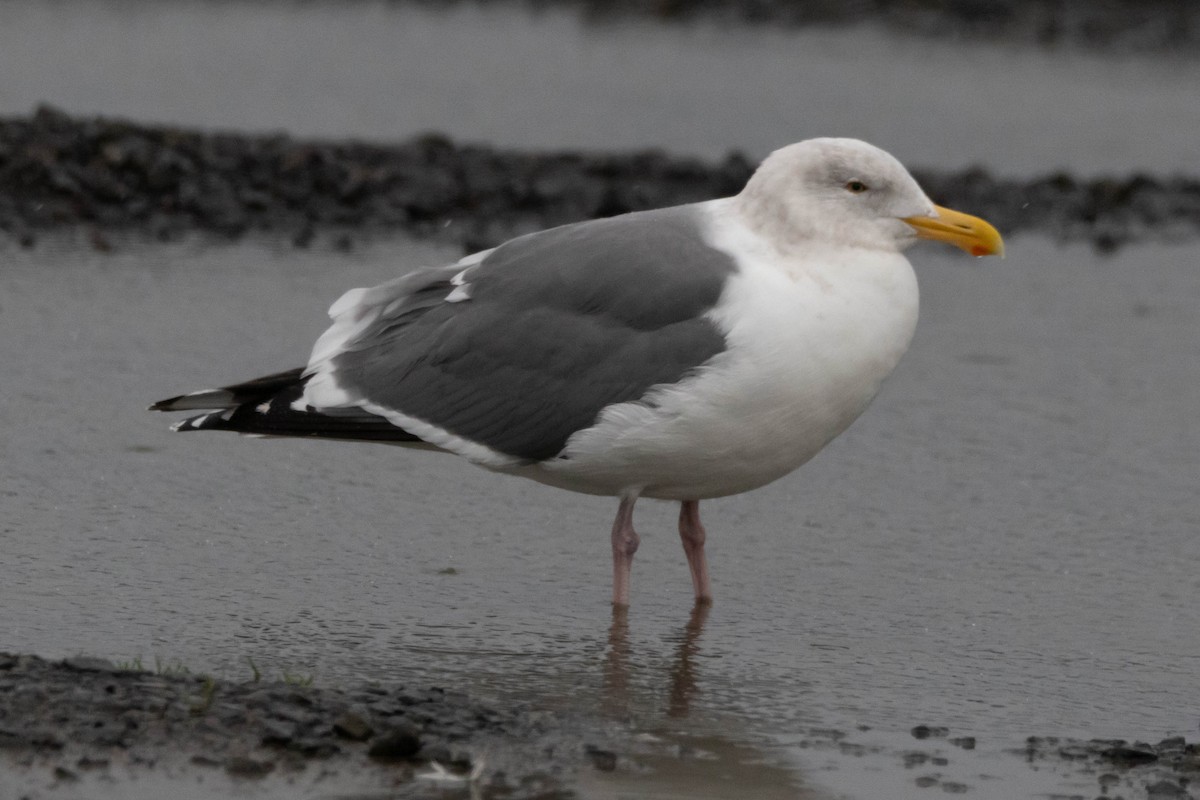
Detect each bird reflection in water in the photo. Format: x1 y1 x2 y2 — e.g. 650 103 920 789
603 602 711 719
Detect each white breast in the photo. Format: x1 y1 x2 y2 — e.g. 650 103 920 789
523 203 920 500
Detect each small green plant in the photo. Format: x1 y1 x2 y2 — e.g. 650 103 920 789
189 675 217 715
246 656 261 683
154 656 191 676
115 656 145 672
280 670 313 687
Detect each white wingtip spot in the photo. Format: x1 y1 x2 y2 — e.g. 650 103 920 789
173 412 214 431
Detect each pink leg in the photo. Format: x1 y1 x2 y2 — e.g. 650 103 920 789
611 495 640 607
678 500 713 605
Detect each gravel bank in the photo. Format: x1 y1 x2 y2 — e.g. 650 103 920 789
3 107 1198 254
383 0 1200 52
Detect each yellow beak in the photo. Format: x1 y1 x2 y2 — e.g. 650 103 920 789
903 205 1005 258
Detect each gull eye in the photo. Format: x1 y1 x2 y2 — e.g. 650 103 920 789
845 180 869 194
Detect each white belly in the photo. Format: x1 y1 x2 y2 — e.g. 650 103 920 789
521 235 920 500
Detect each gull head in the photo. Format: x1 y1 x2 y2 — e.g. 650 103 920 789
737 138 1004 257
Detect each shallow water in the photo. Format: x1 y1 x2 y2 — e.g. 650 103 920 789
2 1 1200 174
3 233 1199 798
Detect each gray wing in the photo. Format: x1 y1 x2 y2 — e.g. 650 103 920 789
320 206 735 462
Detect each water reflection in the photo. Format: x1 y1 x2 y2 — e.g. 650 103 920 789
603 602 710 719
666 603 710 719
602 606 632 714
588 602 814 799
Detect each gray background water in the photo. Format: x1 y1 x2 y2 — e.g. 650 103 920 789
3 3 1200 798
2 2 1199 174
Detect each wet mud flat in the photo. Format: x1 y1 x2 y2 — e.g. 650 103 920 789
3 107 1199 254
5 654 1200 799
1017 733 1200 800
0 652 622 798
799 725 1200 799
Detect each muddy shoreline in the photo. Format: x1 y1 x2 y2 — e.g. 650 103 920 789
0 652 615 798
3 107 1198 254
4 653 1198 798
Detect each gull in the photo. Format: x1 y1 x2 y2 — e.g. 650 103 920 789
151 138 1004 607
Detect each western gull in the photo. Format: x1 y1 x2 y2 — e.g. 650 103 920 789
151 138 1004 607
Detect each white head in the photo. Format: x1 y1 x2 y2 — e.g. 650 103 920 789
737 138 1003 257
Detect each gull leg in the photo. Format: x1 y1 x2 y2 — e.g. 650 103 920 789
678 500 713 605
611 494 640 607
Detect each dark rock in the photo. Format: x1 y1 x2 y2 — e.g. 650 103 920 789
332 711 374 742
1102 745 1159 766
1156 736 1187 754
368 725 422 763
585 744 617 772
911 724 949 740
